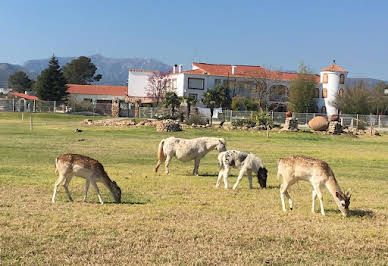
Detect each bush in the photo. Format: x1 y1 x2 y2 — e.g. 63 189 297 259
185 113 208 125
231 96 259 111
253 111 273 128
156 114 178 120
231 119 256 128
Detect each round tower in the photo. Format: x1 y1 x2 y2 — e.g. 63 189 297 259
320 61 348 117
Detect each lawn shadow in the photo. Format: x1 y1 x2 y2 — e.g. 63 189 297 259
324 208 374 218
348 209 374 218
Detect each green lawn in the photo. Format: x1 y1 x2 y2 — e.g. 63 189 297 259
0 112 387 265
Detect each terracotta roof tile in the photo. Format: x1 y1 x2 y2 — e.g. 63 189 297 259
321 64 347 72
8 92 39 100
185 63 320 82
67 84 127 96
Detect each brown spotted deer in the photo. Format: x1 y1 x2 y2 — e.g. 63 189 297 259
277 155 351 216
52 154 121 204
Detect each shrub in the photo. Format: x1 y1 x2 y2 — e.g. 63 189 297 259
231 119 256 128
253 111 274 128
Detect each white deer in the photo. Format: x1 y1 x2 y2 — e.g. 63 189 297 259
154 137 226 175
52 154 121 204
277 155 351 216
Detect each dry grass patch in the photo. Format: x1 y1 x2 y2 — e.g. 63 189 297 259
0 113 387 264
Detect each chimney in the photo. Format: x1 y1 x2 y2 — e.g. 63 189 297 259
178 64 183 73
173 64 178 73
232 65 237 75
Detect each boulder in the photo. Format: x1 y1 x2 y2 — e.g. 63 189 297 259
308 116 329 131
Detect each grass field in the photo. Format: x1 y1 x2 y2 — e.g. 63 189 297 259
0 112 387 265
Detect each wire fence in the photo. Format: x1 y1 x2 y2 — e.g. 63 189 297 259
138 107 388 129
2 99 387 129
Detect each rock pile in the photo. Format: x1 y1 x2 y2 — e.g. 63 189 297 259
328 121 343 134
156 119 182 132
282 117 298 131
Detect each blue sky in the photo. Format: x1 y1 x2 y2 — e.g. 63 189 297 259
1 0 387 79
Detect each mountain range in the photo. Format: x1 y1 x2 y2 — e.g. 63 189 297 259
0 54 172 88
0 55 386 88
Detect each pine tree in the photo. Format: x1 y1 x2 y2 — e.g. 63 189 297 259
35 55 68 101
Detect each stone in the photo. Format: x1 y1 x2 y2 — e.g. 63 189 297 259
283 117 298 131
328 121 343 134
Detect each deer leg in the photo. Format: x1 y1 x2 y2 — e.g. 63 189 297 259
164 156 172 175
314 186 325 216
280 182 293 211
63 176 73 202
154 157 165 173
52 174 66 203
232 169 245 190
311 187 317 213
216 167 223 188
223 167 230 189
193 158 201 176
90 178 104 204
248 170 253 189
83 179 90 202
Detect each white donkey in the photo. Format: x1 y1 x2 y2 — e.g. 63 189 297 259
217 150 268 190
154 137 226 175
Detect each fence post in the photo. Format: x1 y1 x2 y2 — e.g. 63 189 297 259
54 101 56 113
378 115 381 129
30 115 33 132
33 100 36 112
12 99 15 112
230 110 232 122
22 112 24 120
356 114 359 129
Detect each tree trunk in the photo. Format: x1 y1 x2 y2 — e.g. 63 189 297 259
210 108 214 125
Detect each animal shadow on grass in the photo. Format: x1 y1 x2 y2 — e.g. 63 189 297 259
324 208 374 218
348 209 374 218
105 192 150 205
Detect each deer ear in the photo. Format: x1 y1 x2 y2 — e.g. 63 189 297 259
336 191 341 198
219 138 225 143
346 189 352 198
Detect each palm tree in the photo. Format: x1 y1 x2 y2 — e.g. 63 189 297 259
184 95 197 118
163 91 181 116
201 88 222 125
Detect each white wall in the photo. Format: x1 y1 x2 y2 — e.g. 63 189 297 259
69 94 125 103
128 71 155 97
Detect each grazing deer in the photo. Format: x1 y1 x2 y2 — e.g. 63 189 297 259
154 137 227 175
277 155 351 216
52 154 121 204
216 150 268 190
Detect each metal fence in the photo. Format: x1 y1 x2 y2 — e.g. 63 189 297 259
2 99 387 129
0 98 116 116
138 107 388 128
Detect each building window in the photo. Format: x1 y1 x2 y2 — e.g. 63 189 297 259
321 106 327 113
188 93 198 101
171 79 177 90
338 88 344 97
323 73 328 84
314 88 320 98
215 79 222 86
340 74 345 84
188 78 204 90
83 98 93 102
322 88 328 98
269 85 288 101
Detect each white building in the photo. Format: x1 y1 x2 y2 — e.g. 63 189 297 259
128 61 348 116
127 69 159 97
67 84 127 103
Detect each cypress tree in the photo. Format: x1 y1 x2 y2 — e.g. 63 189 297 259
36 55 68 101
